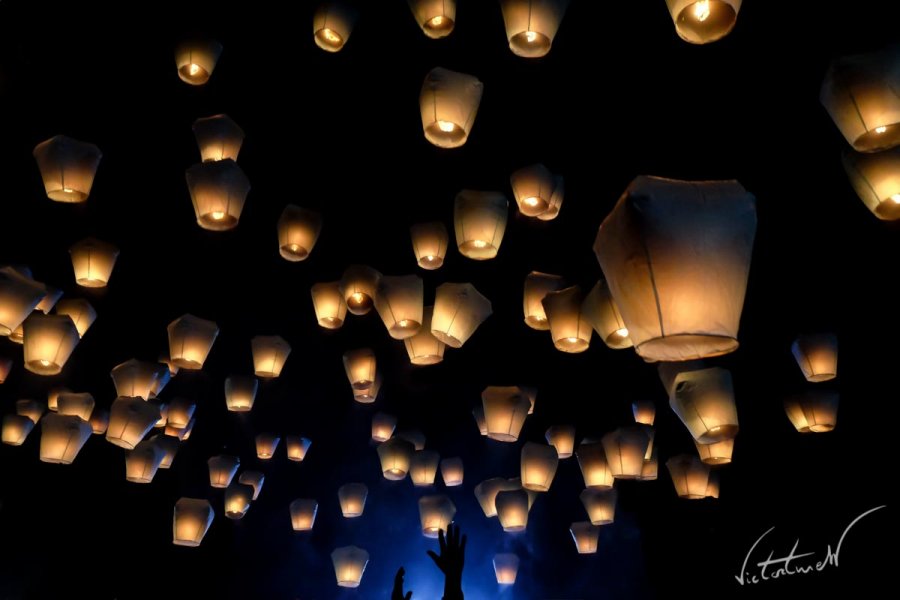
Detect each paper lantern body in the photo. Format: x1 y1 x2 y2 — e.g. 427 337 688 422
175 39 222 85
510 163 557 216
225 484 254 519
494 553 519 584
665 0 742 45
252 335 291 378
639 447 659 481
410 449 441 487
110 359 160 400
208 455 240 488
482 386 530 442
500 0 569 58
537 175 565 221
311 282 347 329
583 280 632 349
239 470 265 500
106 397 161 449
313 2 358 52
89 409 110 435
792 333 838 382
32 135 102 203
193 114 244 162
16 399 46 424
353 373 383 404
570 521 600 554
520 442 559 492
126 440 165 483
843 147 900 220
472 406 488 436
290 499 318 531
542 286 592 353
225 376 258 412
152 434 180 468
375 275 423 339
632 400 656 425
339 265 381 315
279 205 323 262
404 306 446 365
166 397 196 429
474 478 514 517
338 483 368 517
40 414 92 464
23 314 79 375
440 457 464 486
671 367 739 443
695 437 734 465
581 488 617 525
544 425 575 458
431 282 492 347
420 67 483 148
3 415 35 446
168 314 219 370
454 190 508 260
54 299 96 337
185 160 250 231
0 267 45 336
172 498 214 546
666 454 711 499
418 495 456 538
496 489 529 532
371 412 397 442
784 391 839 433
602 427 650 480
69 238 118 288
409 0 456 38
343 348 377 389
576 441 614 489
377 437 415 480
0 357 12 383
57 392 95 421
331 546 369 588
256 433 281 459
411 222 449 270
286 435 313 461
36 286 63 314
523 271 564 331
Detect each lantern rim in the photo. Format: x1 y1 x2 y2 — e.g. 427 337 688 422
314 28 345 51
673 1 738 45
509 31 552 57
637 333 739 362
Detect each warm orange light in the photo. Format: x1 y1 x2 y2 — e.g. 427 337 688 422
322 28 341 43
524 30 538 42
188 63 201 75
693 0 711 21
876 125 888 134
429 15 444 27
471 240 487 248
891 194 900 204
615 327 629 337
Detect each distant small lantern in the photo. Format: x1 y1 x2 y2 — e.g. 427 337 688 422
208 455 240 488
570 522 600 554
632 400 656 426
90 409 109 435
474 478 513 517
666 454 711 499
172 498 214 547
409 0 456 38
671 367 739 443
431 282 492 347
404 307 446 366
494 553 519 585
784 391 839 433
411 222 449 270
239 471 265 500
69 238 118 288
792 333 838 382
343 348 377 389
39 414 92 464
225 484 254 519
16 399 46 424
354 373 383 404
170 418 195 441
843 147 900 220
290 499 318 531
310 282 347 330
252 335 291 378
22 314 79 375
536 175 564 221
639 447 659 481
152 434 180 468
419 495 456 538
500 0 569 57
441 457 464 486
0 266 45 336
313 1 357 52
0 357 11 383
521 442 559 492
150 364 171 398
821 47 900 153
496 489 530 532
106 397 161 449
545 425 575 459
583 280 632 349
510 164 559 216
375 275 424 339
397 428 426 450
279 205 323 262
286 435 313 462
110 359 160 400
193 114 244 162
175 39 222 85
410 449 441 486
186 159 250 231
472 406 488 435
576 441 615 489
332 546 369 588
695 438 734 465
594 176 756 361
35 286 63 314
2 415 34 446
338 483 368 518
167 314 219 370
46 387 69 412
225 375 258 412
482 386 530 442
166 398 196 429
705 471 721 498
377 437 415 480
602 427 651 479
256 433 281 459
57 392 95 421
125 440 165 483
580 488 617 525
54 299 96 337
371 412 397 443
542 286 591 353
340 265 381 315
454 190 508 260
420 68 483 149
523 271 565 330
664 0 741 45
32 135 102 203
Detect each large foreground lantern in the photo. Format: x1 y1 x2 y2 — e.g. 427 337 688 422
371 412 397 442
286 435 313 461
186 160 250 231
338 483 368 517
575 441 614 489
340 265 381 315
343 348 377 389
0 266 45 336
23 314 79 375
583 280 632 349
404 307 446 365
510 163 558 216
418 495 456 537
410 222 449 270
671 367 739 443
39 414 92 464
581 488 617 525
500 0 569 58
290 499 318 531
225 376 258 412
193 114 244 163
495 489 530 532
666 454 711 499
375 275 423 339
843 147 900 220
695 438 734 465
454 190 507 260
311 281 347 329
69 238 118 288
313 1 357 52
542 286 592 353
208 455 240 488
3 415 34 446
125 440 164 483
173 498 214 546
664 0 742 45
431 282 492 347
106 397 161 449
32 135 102 203
544 425 575 458
523 271 564 330
167 314 219 370
55 299 96 337
521 442 559 492
239 470 265 500
410 450 441 486
420 68 483 148
441 457 464 486
279 205 323 262
494 553 519 585
594 176 757 362
175 39 222 85
821 46 900 153
482 386 530 442
377 437 415 480
784 391 839 433
570 522 600 554
57 392 95 421
252 335 291 378
224 484 254 519
602 427 650 479
409 0 456 38
256 433 281 459
110 359 159 399
791 333 838 382
332 546 369 588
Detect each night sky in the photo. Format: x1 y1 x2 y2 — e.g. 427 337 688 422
0 1 896 599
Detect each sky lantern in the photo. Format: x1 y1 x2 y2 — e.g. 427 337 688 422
57 392 94 421
106 397 160 449
495 489 530 532
279 205 323 262
338 483 368 518
2 415 34 446
521 442 559 492
16 399 45 424
666 454 712 499
580 488 617 525
175 39 222 84
474 478 514 517
410 449 441 486
404 307 446 366
153 403 169 429
570 522 600 554
339 265 381 315
431 282 492 347
193 114 244 163
664 0 742 44
69 238 118 288
286 435 313 461
110 359 159 400
208 455 240 488
843 147 900 220
169 417 195 441
408 0 456 38
493 553 519 585
125 440 164 483
32 135 102 203
239 471 265 500
172 498 214 547
583 280 632 350
791 333 838 382
410 222 449 270
523 271 564 331
375 275 423 339
90 409 110 435
695 438 734 465
0 266 45 336
39 414 92 464
371 412 397 442
482 386 530 442
377 437 415 480
418 495 457 538
225 375 258 412
594 176 756 362
0 358 11 383
542 286 591 353
313 1 357 52
420 68 483 148
256 433 281 459
8 323 24 344
290 499 318 531
185 159 250 231
35 286 63 314
23 314 79 375
55 299 96 338
454 190 508 260
500 0 570 58
576 440 614 489
705 471 721 498
639 447 659 481
440 457 464 486
671 367 739 443
225 484 254 519
252 335 291 378
166 398 196 430
510 163 559 216
536 175 564 221
472 406 488 436
343 348 377 389
354 373 383 403
152 434 180 468
544 425 575 458
331 546 369 588
602 427 650 479
310 281 347 329
632 400 656 426
47 387 69 412
167 314 218 370
784 391 839 433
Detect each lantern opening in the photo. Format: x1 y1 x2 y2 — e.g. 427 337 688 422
674 1 738 44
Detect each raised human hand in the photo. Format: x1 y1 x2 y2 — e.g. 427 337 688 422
427 523 466 598
392 566 412 600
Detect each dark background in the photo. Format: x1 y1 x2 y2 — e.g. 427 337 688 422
0 1 896 598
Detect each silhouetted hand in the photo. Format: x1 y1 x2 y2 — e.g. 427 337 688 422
392 567 412 600
427 524 466 600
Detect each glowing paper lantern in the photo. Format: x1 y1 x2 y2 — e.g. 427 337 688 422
256 433 281 459
339 265 381 315
125 440 164 483
496 489 529 532
0 267 45 336
521 442 559 492
173 498 214 546
57 393 94 421
542 286 591 353
583 280 632 349
166 398 196 430
251 335 291 378
695 438 734 465
110 359 159 400
239 471 265 500
69 238 118 288
0 358 11 383
510 164 559 216
632 400 656 426
482 386 530 442
343 348 377 389
286 435 313 461
474 478 512 517
576 441 614 489
46 387 68 412
353 373 382 404
332 546 369 588
441 457 464 486
338 483 368 517
454 190 508 260
307 282 346 330
570 522 600 554
411 222 449 270
375 275 423 339
225 375 258 412
193 114 244 162
290 499 318 531
420 68 483 149
639 447 659 481
544 425 575 459
185 160 250 231
398 428 426 451
523 272 564 331
671 367 739 443
371 412 397 443
792 333 838 382
169 418 195 441
54 299 96 337
500 0 569 57
602 427 651 480
410 450 441 487
279 205 323 262
404 307 446 366
23 314 79 375
705 471 721 498
493 553 519 585
843 147 900 220
7 323 23 344
152 434 180 468
106 397 161 449
3 415 34 445
408 0 456 38
784 391 839 433
377 437 414 480
472 406 488 436
580 488 617 525
167 314 219 370
594 176 756 361
90 409 109 435
32 135 102 203
418 495 456 538
36 286 63 314
225 484 254 519
536 175 564 221
39 414 92 464
664 0 741 44
666 454 711 499
16 399 45 424
313 1 357 52
431 283 492 348
160 353 179 376
208 455 240 488
821 47 900 153
175 39 222 85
